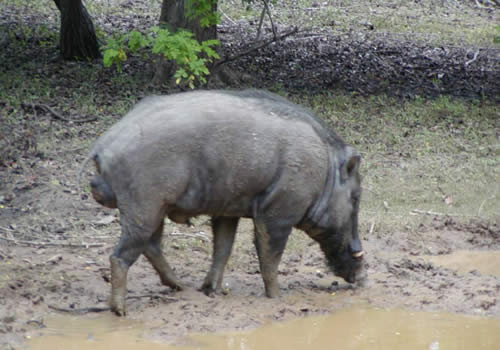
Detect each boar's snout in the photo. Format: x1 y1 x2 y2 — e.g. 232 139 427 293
348 237 364 259
320 237 366 285
335 249 366 284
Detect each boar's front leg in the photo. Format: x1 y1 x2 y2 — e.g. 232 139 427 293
200 217 239 296
253 220 291 298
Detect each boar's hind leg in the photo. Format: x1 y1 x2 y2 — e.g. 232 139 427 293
253 220 291 298
200 217 239 296
109 217 147 316
110 216 182 316
143 220 184 291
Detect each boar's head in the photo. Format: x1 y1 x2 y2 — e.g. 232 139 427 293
310 149 366 284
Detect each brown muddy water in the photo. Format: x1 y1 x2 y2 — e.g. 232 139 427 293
27 306 500 350
425 250 500 277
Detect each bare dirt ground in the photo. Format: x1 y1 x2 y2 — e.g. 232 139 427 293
1 0 499 348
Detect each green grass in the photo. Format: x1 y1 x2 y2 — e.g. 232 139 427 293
294 92 500 234
221 0 499 46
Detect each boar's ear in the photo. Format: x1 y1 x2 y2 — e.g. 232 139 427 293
340 149 360 182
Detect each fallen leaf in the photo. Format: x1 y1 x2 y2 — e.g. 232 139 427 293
94 216 116 225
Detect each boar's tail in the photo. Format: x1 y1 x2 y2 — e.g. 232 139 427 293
77 152 118 208
76 151 98 198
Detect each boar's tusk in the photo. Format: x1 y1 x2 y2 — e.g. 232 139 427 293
352 250 365 259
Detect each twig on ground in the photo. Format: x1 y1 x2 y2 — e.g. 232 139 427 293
369 222 375 234
45 254 63 264
410 209 448 216
215 26 298 68
126 294 178 302
410 209 476 217
52 146 88 155
0 234 104 248
170 231 211 242
0 226 15 240
48 295 178 314
48 304 110 314
477 194 496 216
22 103 97 123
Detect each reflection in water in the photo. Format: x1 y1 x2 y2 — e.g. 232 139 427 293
28 307 500 350
425 250 500 277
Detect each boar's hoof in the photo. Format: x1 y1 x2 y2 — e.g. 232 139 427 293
110 298 127 316
264 285 281 298
199 283 217 297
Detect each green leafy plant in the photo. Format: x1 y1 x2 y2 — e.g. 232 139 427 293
102 35 128 72
494 25 500 44
128 30 150 52
103 28 219 87
151 27 219 87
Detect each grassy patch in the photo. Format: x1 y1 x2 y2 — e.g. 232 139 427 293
292 92 500 234
221 0 498 46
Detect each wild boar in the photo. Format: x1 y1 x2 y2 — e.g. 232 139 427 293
83 89 365 315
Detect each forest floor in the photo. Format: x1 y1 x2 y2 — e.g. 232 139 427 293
0 0 499 348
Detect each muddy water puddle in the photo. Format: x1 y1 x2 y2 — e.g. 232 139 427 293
26 313 158 350
27 307 500 350
425 250 500 277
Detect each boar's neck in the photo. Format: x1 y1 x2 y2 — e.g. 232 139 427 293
299 148 337 234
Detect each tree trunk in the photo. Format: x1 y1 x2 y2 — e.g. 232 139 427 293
53 0 100 60
154 0 217 84
159 0 217 42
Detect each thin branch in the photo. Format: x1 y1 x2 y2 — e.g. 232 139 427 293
368 222 375 234
477 194 496 216
52 145 88 155
262 0 277 40
256 0 277 40
256 6 266 40
126 294 178 302
48 295 177 315
219 9 236 25
169 231 211 242
22 103 97 123
410 209 476 217
48 304 110 314
214 26 298 68
0 235 104 248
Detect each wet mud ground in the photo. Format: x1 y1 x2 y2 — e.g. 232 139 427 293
0 160 499 348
